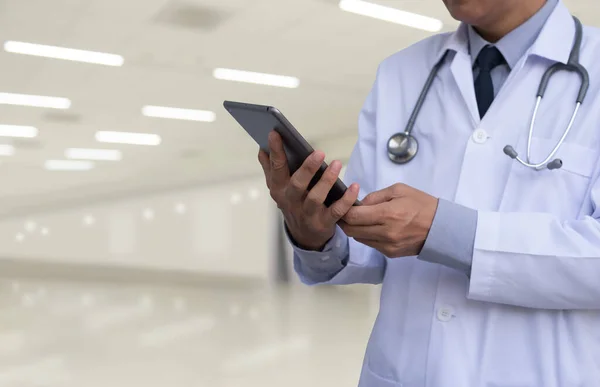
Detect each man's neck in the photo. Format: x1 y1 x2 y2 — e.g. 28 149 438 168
474 0 547 42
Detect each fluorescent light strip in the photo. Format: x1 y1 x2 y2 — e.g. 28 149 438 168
0 125 38 138
4 41 124 66
44 160 94 171
339 0 443 32
65 148 122 161
0 93 70 109
95 131 161 146
142 106 216 122
0 144 15 156
213 68 300 88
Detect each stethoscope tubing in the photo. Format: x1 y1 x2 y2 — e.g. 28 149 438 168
388 16 588 172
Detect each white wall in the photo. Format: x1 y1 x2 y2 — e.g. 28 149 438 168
0 177 277 280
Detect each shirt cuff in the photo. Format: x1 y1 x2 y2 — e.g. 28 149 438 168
285 224 349 273
417 199 478 276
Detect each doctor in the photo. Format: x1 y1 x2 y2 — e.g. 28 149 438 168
259 0 600 386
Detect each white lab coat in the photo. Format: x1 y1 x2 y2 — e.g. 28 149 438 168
300 2 600 386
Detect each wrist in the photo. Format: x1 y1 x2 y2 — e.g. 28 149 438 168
285 223 333 252
292 231 332 251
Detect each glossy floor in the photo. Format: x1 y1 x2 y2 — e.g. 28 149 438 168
0 278 379 387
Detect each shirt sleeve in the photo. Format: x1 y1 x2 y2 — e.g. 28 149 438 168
417 199 478 276
467 175 600 310
288 63 387 287
285 225 350 284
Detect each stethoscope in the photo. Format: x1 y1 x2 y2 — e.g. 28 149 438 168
387 16 589 171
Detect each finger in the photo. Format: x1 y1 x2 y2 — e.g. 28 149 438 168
286 150 326 203
342 202 389 226
361 183 406 206
258 149 271 174
303 160 342 215
340 223 388 241
268 131 290 188
258 149 272 187
327 182 360 221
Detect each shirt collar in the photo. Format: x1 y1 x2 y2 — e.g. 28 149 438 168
467 0 558 69
529 0 577 64
435 0 574 67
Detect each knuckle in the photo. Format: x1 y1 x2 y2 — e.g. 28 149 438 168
269 190 278 201
304 193 321 208
331 206 345 219
389 210 403 221
289 176 304 191
302 156 319 170
269 190 284 205
396 208 411 221
344 212 357 224
384 229 397 241
271 157 287 170
391 183 405 195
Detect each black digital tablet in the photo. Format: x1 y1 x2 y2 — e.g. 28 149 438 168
223 100 359 207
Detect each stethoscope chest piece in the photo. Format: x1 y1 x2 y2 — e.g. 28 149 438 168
387 132 418 164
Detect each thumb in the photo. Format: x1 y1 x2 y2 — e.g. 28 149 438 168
361 184 406 205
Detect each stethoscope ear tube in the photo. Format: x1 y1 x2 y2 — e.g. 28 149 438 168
504 145 563 171
504 15 586 171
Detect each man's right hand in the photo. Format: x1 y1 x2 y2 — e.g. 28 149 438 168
258 131 360 251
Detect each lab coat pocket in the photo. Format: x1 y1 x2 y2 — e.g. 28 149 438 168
499 137 600 218
361 364 404 387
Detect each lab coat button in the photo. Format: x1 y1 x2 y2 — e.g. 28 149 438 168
472 128 488 144
437 306 454 322
320 255 330 262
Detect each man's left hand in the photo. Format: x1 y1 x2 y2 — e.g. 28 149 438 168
340 183 439 258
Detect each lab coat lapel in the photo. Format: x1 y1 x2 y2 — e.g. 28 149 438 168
450 53 479 126
438 24 480 126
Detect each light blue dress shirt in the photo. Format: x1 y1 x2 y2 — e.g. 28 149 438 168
290 0 558 277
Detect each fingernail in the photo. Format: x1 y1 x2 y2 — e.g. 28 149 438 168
330 160 341 171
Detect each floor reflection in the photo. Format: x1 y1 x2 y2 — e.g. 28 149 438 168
0 278 377 387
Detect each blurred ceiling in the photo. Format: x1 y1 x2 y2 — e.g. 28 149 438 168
0 0 595 216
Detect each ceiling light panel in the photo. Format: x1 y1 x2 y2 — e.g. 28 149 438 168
4 41 124 66
0 125 38 138
44 160 94 171
0 144 15 156
0 93 71 109
142 106 216 122
339 0 443 32
213 68 300 88
65 148 122 161
95 131 161 146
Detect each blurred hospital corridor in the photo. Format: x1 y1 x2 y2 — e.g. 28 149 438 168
2 0 599 386
0 276 377 387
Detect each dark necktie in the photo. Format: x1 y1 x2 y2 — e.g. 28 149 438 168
474 45 505 118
